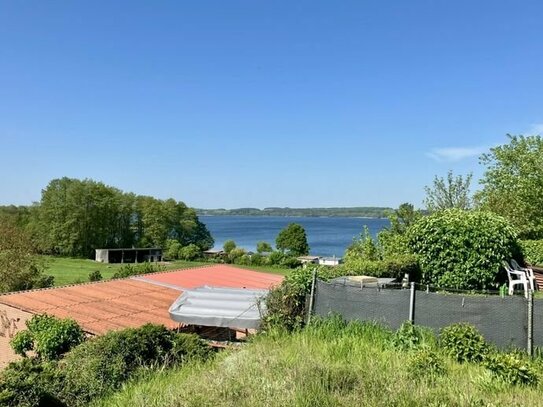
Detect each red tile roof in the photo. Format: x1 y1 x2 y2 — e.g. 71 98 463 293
136 264 284 290
0 265 284 335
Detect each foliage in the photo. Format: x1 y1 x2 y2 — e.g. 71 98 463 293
279 256 302 269
268 250 286 265
407 209 519 289
178 244 202 261
407 348 446 379
476 135 543 239
249 252 264 265
262 267 314 330
391 322 423 351
58 325 211 406
424 170 473 212
223 240 236 254
440 323 489 363
484 352 539 386
227 247 246 263
0 358 62 407
197 206 392 218
342 255 420 281
11 314 85 360
519 240 543 266
164 239 183 260
256 241 273 253
95 318 543 407
345 226 380 261
88 270 103 282
275 223 310 256
27 177 213 258
0 219 51 293
111 262 166 279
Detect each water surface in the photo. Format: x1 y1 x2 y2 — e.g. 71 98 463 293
200 216 389 257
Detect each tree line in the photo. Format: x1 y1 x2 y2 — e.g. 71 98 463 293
1 177 213 258
196 206 392 218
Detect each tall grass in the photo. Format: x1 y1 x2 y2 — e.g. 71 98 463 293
95 318 543 407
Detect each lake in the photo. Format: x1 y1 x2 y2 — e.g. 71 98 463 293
200 216 390 257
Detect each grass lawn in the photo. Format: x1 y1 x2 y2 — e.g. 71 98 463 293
42 256 290 287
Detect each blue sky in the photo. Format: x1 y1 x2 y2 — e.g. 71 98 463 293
1 1 542 209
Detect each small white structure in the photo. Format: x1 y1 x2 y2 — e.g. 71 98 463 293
297 256 320 265
319 256 343 267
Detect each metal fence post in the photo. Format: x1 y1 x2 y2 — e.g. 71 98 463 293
527 289 533 357
306 268 317 325
408 282 416 324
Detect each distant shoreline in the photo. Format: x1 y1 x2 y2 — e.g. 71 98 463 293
196 207 391 219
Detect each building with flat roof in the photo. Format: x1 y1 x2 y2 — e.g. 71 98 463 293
95 247 163 263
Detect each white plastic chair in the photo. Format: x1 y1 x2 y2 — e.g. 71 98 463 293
510 259 536 292
502 261 529 298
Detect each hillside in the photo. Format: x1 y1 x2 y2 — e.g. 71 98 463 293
95 319 543 407
196 207 392 218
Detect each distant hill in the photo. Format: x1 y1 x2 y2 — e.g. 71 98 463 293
196 207 392 218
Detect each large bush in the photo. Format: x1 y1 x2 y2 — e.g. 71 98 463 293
342 255 420 281
0 358 62 407
408 209 519 289
520 240 543 266
58 324 210 406
440 323 489 363
10 314 84 361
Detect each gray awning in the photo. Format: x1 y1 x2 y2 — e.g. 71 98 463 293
168 286 268 330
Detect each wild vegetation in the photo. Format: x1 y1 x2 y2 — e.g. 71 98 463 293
94 318 543 407
0 321 211 407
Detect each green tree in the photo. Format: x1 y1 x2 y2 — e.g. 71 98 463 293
178 244 201 261
0 219 52 292
475 135 543 239
256 241 273 254
275 223 310 256
424 171 473 212
223 240 236 254
28 178 214 257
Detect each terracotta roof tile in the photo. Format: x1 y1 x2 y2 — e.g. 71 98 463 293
0 265 284 336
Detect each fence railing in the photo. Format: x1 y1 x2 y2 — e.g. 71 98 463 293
310 279 543 354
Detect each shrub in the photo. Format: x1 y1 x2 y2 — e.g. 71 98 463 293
0 358 62 407
262 267 314 330
227 247 246 264
408 209 519 289
250 252 264 266
407 348 446 378
88 270 102 282
484 352 539 386
391 322 424 351
440 323 488 363
58 324 210 405
10 314 84 360
32 274 55 289
111 262 166 279
342 255 420 281
280 256 302 269
164 239 182 260
268 251 285 265
519 239 543 266
178 244 201 261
